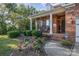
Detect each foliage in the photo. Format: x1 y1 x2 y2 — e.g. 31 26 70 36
0 23 7 35
7 31 20 38
24 38 30 46
0 4 8 35
0 4 38 34
16 18 30 31
7 25 17 32
36 38 43 44
21 31 26 36
33 38 43 50
61 40 73 46
24 41 30 46
32 30 42 37
26 30 32 36
33 42 41 50
24 38 30 42
4 3 17 12
7 4 37 31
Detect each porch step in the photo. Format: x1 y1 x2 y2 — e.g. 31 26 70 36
51 34 64 41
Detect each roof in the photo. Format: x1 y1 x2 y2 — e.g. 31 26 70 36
28 3 75 19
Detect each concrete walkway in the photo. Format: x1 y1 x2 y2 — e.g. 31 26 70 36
71 43 79 56
44 40 72 56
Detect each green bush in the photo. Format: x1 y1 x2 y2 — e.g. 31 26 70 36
26 30 32 36
33 38 43 50
61 40 73 46
32 30 42 37
21 31 26 36
24 38 30 42
24 38 30 46
24 41 30 46
7 31 20 38
36 38 43 44
33 42 41 50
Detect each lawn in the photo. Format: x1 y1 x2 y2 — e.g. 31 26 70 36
0 35 19 56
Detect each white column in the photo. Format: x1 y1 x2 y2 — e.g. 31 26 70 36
40 20 43 27
49 13 53 35
30 18 32 30
35 20 37 30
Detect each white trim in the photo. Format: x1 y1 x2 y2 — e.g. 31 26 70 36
49 13 53 35
30 18 32 30
35 20 37 30
40 20 43 27
76 16 79 42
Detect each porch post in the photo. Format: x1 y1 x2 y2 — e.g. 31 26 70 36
30 18 32 30
49 13 53 35
35 20 37 30
40 20 43 27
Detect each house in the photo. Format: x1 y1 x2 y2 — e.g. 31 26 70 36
28 3 79 42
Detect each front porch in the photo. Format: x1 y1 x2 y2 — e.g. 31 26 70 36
29 7 66 40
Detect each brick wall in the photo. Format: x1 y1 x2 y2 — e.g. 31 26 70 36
51 33 65 41
51 4 79 42
65 4 79 42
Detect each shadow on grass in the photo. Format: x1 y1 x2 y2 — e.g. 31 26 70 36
0 35 19 56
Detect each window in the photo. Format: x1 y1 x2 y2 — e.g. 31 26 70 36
46 20 50 26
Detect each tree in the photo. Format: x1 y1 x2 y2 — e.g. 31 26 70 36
7 4 37 31
0 4 8 34
4 3 17 12
0 3 38 35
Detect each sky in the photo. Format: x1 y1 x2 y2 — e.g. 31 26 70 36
24 3 74 11
25 3 47 11
29 3 47 11
24 3 61 11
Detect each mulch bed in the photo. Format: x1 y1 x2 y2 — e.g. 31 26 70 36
11 34 47 56
11 47 46 56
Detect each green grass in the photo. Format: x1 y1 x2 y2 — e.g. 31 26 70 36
0 35 19 56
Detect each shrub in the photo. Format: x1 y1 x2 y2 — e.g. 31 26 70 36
33 42 41 50
36 38 43 44
33 38 43 50
24 41 30 46
61 40 73 46
7 31 20 38
24 38 30 46
24 38 30 42
21 31 26 36
26 30 32 36
32 30 42 37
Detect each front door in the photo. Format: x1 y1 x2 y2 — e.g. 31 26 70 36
60 19 65 33
57 20 60 33
76 16 79 42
